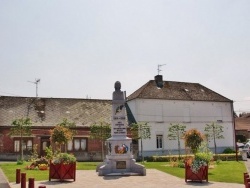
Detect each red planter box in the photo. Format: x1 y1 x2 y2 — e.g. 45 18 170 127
185 162 208 183
49 162 76 182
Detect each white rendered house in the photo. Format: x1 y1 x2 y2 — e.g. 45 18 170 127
127 77 235 157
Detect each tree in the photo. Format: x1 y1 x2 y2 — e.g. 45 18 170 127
50 119 76 152
10 118 32 161
167 123 186 159
130 122 151 162
89 122 111 161
204 122 224 155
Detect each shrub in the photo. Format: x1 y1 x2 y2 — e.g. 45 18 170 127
195 151 213 164
17 159 24 165
223 148 235 154
52 153 76 164
213 154 237 161
149 153 238 162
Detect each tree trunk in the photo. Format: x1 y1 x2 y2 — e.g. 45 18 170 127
21 128 23 161
214 135 217 155
101 141 104 161
177 131 181 159
141 138 144 162
178 137 181 159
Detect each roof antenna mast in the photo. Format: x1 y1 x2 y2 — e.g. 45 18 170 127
28 78 40 97
157 64 166 75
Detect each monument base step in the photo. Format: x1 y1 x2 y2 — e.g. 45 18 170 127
105 172 142 176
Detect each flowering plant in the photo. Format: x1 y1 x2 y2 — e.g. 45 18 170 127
52 152 76 165
184 129 213 174
190 159 207 174
189 150 213 174
184 129 203 154
38 164 48 170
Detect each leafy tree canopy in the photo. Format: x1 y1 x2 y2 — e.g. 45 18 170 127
130 122 151 140
50 119 75 146
90 122 111 141
167 123 186 140
10 117 32 136
204 122 224 140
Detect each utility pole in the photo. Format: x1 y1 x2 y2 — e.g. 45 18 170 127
28 79 40 97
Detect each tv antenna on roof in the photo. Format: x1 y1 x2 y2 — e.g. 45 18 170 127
28 78 40 97
157 64 166 75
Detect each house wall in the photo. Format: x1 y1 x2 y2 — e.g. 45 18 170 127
0 125 136 161
127 99 235 156
0 126 104 161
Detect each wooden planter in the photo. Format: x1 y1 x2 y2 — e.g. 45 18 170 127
49 162 76 182
185 162 208 183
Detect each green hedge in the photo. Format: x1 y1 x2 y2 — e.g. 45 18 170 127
144 153 241 162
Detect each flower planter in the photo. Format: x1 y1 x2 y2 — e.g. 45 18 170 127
185 162 208 183
49 162 76 182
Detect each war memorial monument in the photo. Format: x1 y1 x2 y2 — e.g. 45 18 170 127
97 81 146 176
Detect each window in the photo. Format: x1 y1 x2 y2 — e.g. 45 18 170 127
14 140 20 152
156 135 163 149
13 138 33 153
67 138 87 151
42 141 48 150
27 140 32 151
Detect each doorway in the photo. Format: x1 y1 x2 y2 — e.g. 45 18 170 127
40 137 50 157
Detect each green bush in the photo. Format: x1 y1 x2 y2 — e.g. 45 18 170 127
17 159 25 165
195 151 213 163
213 154 238 161
223 148 236 154
52 153 76 164
148 153 238 162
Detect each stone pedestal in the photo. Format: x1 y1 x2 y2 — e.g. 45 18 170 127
97 81 146 176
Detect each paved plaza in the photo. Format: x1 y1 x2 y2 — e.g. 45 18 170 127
1 159 248 188
0 168 243 188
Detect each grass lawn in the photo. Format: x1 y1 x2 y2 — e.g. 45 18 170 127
0 161 100 182
0 161 246 184
143 161 246 184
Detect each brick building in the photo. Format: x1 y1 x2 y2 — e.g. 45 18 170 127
0 96 115 161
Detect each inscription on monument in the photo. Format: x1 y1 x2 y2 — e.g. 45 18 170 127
116 161 126 169
113 119 126 135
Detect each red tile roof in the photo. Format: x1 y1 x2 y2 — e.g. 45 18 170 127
235 115 250 131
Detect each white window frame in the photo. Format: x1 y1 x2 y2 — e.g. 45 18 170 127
156 135 163 149
13 138 33 153
67 137 87 151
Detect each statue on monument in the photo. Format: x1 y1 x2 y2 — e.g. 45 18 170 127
113 81 125 101
113 81 125 115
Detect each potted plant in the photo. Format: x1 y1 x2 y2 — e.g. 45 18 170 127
184 129 212 183
48 120 76 182
49 152 76 181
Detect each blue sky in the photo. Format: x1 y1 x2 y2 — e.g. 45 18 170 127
0 0 250 114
